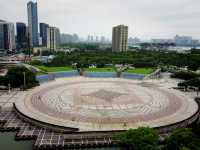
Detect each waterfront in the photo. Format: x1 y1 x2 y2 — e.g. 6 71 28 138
0 132 120 150
0 132 33 150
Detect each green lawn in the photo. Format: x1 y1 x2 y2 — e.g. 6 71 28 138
35 72 47 76
35 65 73 73
86 67 115 72
126 68 155 75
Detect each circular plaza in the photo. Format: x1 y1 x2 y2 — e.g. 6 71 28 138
15 77 199 132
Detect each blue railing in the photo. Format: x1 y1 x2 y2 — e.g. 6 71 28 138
36 70 79 84
121 73 145 80
36 71 146 84
84 72 117 78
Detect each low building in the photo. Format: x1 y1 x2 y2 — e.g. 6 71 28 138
33 47 50 55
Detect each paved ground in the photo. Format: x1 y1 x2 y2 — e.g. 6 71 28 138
15 77 198 131
0 90 26 108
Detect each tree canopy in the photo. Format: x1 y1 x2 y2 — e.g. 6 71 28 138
0 66 39 89
164 128 200 150
116 127 160 150
47 50 200 70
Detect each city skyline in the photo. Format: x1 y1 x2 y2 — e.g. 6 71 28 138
0 0 200 40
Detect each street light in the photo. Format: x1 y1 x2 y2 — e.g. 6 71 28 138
23 72 26 90
8 83 11 94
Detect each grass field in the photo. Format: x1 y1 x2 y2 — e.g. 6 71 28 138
35 65 73 73
126 68 155 75
85 67 115 72
34 65 155 75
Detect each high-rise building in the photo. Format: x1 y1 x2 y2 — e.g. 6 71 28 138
100 36 105 43
60 33 79 43
0 20 16 51
87 35 91 42
90 36 94 42
27 1 39 47
47 27 60 51
112 25 128 52
16 22 27 49
174 35 193 46
96 36 99 42
40 23 49 46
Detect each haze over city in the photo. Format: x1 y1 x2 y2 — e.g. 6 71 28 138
0 0 200 39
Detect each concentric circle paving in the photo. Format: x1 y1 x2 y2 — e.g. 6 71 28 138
15 77 198 131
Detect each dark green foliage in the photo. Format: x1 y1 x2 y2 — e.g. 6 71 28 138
61 43 100 51
171 71 199 80
116 127 160 150
178 78 200 89
47 50 200 70
0 76 8 86
188 61 200 71
165 128 200 150
116 127 200 150
29 60 43 66
0 66 39 89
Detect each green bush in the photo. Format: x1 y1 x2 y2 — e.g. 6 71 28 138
165 128 200 150
0 76 8 86
116 127 160 150
171 71 199 80
178 78 200 89
29 60 43 66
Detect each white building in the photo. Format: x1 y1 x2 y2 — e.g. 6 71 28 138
112 25 128 52
47 27 60 51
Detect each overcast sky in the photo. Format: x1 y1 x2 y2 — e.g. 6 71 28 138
0 0 200 39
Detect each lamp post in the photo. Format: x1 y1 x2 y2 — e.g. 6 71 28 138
23 72 26 90
8 83 11 94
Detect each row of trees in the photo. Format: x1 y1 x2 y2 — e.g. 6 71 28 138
46 50 200 70
116 127 200 150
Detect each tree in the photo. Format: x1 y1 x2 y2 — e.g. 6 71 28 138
178 78 200 94
6 66 39 89
171 71 199 80
116 127 160 150
29 60 43 66
178 82 189 91
164 128 200 150
0 76 8 86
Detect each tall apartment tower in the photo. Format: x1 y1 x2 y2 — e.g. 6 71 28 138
0 20 16 51
112 25 128 52
16 22 27 49
47 27 60 51
40 23 49 46
27 1 39 47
